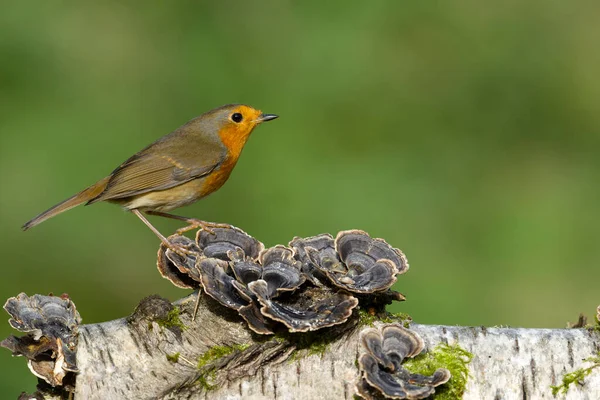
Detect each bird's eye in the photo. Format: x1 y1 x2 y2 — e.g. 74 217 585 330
231 113 243 123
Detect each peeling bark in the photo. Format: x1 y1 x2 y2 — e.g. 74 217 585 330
8 292 600 400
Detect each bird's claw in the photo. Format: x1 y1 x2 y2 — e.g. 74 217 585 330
168 243 198 258
175 220 232 236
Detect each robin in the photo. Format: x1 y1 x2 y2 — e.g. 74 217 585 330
23 104 278 253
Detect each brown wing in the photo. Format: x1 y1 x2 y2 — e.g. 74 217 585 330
90 137 226 203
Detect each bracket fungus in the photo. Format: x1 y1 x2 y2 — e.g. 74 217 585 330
196 226 264 261
198 257 275 334
249 281 359 332
234 245 305 296
198 244 307 334
157 235 202 288
157 226 409 336
356 324 451 399
332 230 408 293
291 230 408 294
1 293 81 389
289 233 336 285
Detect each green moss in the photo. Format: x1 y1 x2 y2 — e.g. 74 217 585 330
358 309 378 326
281 330 334 361
358 309 412 328
197 343 250 369
305 339 329 357
197 371 217 391
195 343 250 391
381 312 412 327
584 310 600 333
166 352 180 363
586 323 600 334
403 343 473 400
271 334 287 343
156 307 185 330
551 352 600 396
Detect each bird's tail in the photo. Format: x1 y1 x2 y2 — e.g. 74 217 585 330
22 177 110 231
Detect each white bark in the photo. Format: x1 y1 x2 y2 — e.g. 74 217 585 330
15 292 600 400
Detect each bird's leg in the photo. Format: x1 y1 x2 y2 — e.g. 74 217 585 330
131 209 196 256
145 210 232 235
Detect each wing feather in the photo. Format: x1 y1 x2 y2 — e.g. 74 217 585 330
90 136 226 202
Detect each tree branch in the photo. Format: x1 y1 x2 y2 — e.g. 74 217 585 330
4 228 600 399
5 291 600 399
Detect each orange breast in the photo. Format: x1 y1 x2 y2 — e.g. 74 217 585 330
199 155 238 197
199 122 255 197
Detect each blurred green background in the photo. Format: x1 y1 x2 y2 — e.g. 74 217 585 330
1 0 600 395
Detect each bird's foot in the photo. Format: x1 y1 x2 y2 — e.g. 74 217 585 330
166 242 199 258
175 219 232 236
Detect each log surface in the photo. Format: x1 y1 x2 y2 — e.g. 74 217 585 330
62 293 600 399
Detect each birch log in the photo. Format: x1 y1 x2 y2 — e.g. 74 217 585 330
9 292 599 400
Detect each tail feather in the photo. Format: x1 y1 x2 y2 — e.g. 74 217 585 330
22 177 110 231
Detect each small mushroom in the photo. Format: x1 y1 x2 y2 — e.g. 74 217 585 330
198 259 247 311
238 303 274 335
357 324 450 399
289 234 336 285
229 245 305 294
356 375 387 400
336 230 407 272
1 293 81 386
196 226 264 261
198 258 273 334
231 260 263 286
258 245 306 296
204 245 306 335
156 235 201 288
248 281 359 332
316 230 409 293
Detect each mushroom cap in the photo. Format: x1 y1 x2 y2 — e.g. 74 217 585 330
197 254 276 335
289 234 335 285
238 303 274 335
361 325 424 371
156 235 201 288
196 227 264 261
248 281 359 332
198 259 247 311
359 353 445 399
336 230 408 275
231 246 305 299
4 293 81 339
358 324 451 399
1 293 81 385
315 230 410 293
258 245 305 297
289 234 335 259
355 375 386 400
381 325 424 369
231 260 262 286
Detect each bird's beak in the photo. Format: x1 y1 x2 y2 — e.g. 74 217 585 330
258 113 278 123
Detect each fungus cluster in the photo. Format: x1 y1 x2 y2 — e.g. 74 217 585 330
158 227 408 334
1 293 81 388
356 324 451 399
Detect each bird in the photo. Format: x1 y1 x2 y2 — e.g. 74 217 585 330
23 104 278 253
